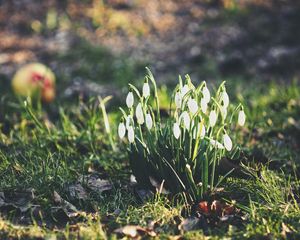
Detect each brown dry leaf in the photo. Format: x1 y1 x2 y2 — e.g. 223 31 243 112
81 174 112 193
0 189 35 213
67 182 88 201
114 225 156 238
51 191 82 220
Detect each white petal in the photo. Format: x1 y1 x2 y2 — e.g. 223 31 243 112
181 84 189 97
200 124 206 139
118 122 126 139
202 86 210 103
175 91 182 109
128 126 135 143
173 122 181 139
200 98 208 113
135 103 144 125
188 98 198 114
180 111 190 130
221 106 227 119
223 134 232 151
210 139 224 149
221 91 229 108
142 82 150 97
126 92 134 108
238 110 246 126
145 113 153 130
209 110 217 127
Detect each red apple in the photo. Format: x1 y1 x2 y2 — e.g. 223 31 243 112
12 63 56 103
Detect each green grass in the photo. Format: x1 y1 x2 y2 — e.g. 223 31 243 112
0 70 300 239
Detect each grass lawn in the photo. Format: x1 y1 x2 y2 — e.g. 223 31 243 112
0 65 299 239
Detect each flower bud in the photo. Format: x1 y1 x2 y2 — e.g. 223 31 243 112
181 84 189 97
223 134 232 151
209 110 217 127
142 82 150 98
175 91 182 109
238 110 246 126
221 91 229 108
180 111 190 130
173 122 181 139
200 98 208 114
135 103 144 125
188 98 198 114
118 122 126 139
202 86 210 103
128 125 135 143
145 113 153 130
126 91 134 108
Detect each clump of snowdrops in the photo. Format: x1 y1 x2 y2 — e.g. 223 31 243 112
118 69 246 202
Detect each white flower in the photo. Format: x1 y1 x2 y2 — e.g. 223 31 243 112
202 86 210 103
145 113 153 130
223 134 232 151
210 139 224 149
192 123 205 139
238 110 246 126
175 91 182 109
188 98 198 114
221 91 229 108
220 106 227 119
181 84 189 97
180 111 190 130
142 82 150 98
126 115 133 129
126 91 134 108
209 110 217 127
128 125 135 143
173 122 181 139
200 98 208 113
118 122 126 139
135 103 144 125
200 124 206 139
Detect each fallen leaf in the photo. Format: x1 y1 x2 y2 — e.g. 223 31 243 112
51 191 82 220
67 182 88 201
178 216 207 232
80 174 112 193
114 225 156 238
197 201 210 215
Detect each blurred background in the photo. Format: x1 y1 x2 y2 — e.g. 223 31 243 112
1 0 300 99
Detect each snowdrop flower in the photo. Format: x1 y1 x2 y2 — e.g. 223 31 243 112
192 123 205 139
126 91 134 108
210 139 224 149
221 91 229 108
202 86 210 103
128 125 135 143
118 121 126 139
209 110 217 127
145 113 153 130
238 110 246 126
173 122 181 139
181 84 189 97
126 115 133 129
200 98 208 113
200 124 206 139
135 103 144 125
188 98 198 114
220 106 227 119
223 134 232 151
175 90 182 109
142 81 150 98
180 111 190 130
